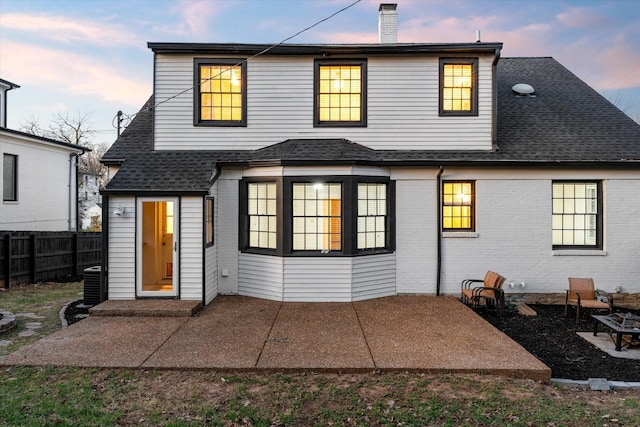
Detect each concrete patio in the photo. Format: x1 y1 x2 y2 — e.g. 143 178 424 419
0 295 551 382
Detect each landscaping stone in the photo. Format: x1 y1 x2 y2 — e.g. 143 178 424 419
588 378 611 391
18 330 37 337
15 313 46 319
0 310 17 333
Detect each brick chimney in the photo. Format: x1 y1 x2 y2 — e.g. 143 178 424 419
378 3 398 44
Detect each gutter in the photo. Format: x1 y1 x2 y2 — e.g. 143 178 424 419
202 165 223 307
436 166 444 296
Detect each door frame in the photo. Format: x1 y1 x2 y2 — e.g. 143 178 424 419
136 197 179 298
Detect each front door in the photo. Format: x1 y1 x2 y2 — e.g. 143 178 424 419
137 198 178 297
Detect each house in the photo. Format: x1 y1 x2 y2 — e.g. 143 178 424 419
1 79 87 231
101 4 640 306
78 169 102 230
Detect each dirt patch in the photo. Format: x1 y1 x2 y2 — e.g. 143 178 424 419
480 304 640 381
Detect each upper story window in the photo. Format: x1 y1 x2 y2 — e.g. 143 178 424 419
442 181 474 231
314 60 367 127
439 58 478 116
194 58 247 126
3 153 17 202
552 181 602 249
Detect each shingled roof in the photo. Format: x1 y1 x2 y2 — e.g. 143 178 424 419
102 57 640 194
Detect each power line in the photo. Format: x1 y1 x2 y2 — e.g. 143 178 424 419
120 0 362 125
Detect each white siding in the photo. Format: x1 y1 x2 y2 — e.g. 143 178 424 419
283 257 353 302
216 170 241 294
0 131 80 231
179 197 203 300
106 196 136 300
352 253 396 301
238 253 284 300
153 54 495 151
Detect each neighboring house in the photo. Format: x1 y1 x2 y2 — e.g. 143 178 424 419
1 79 87 231
101 4 640 305
78 169 102 230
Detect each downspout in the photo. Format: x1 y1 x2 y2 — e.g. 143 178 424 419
436 166 444 296
101 195 109 301
201 165 223 306
69 153 79 231
491 48 501 152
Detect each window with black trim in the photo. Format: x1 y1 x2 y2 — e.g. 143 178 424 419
357 183 387 249
205 197 214 246
314 60 367 126
247 182 277 249
292 183 342 251
194 58 247 126
552 181 602 249
439 58 478 116
240 177 393 256
3 153 17 202
442 181 474 231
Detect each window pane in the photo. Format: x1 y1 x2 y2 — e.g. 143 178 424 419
442 181 474 230
356 183 388 250
247 182 277 249
317 63 363 123
551 181 600 248
442 63 473 112
293 183 342 251
199 64 243 123
3 154 17 201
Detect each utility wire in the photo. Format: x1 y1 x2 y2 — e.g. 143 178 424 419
117 0 362 125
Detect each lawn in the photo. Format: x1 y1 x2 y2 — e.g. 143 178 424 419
1 283 639 426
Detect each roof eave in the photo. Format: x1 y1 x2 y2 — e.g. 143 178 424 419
147 42 503 56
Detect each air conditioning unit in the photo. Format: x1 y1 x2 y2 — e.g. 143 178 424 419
83 265 104 305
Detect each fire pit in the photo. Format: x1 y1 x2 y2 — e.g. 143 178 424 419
592 313 640 351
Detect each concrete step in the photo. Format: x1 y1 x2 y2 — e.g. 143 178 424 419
89 300 202 317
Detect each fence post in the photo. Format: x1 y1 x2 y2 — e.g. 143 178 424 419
3 234 11 289
30 234 37 284
72 233 79 277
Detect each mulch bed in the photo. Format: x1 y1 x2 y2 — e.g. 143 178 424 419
480 304 640 381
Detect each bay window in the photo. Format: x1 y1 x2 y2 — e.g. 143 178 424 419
240 177 393 256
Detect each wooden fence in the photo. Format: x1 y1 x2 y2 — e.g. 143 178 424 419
0 231 101 288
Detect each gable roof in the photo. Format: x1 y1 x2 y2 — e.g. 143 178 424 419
102 57 640 194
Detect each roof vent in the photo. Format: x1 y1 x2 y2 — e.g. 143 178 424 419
512 83 535 96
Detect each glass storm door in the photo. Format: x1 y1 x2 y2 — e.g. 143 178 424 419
137 198 178 297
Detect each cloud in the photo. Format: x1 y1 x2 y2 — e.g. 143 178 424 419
152 0 219 38
557 7 611 29
0 40 150 108
0 13 142 47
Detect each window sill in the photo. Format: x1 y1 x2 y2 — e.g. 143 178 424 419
442 232 478 238
552 250 607 256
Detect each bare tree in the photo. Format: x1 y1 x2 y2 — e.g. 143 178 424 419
19 111 107 183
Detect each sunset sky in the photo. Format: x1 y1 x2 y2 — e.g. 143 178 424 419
1 0 639 147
